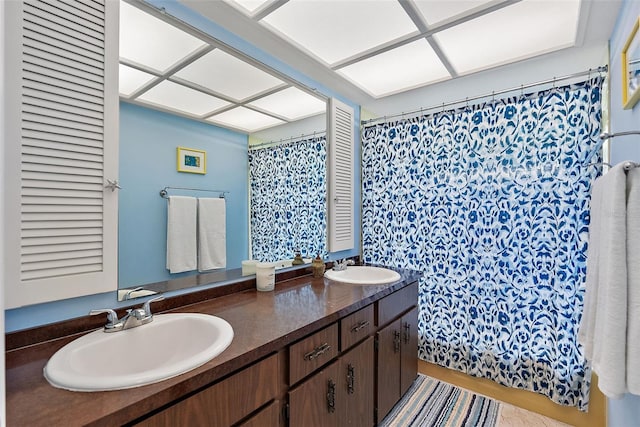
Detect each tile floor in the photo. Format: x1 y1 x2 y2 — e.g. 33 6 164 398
498 403 573 427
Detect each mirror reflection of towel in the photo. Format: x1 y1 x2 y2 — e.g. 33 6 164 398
166 196 197 273
198 198 226 271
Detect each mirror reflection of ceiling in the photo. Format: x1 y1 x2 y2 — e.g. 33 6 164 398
192 0 614 103
118 1 327 133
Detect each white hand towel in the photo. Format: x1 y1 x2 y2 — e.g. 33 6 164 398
626 166 640 394
198 197 226 271
166 196 197 274
579 163 628 398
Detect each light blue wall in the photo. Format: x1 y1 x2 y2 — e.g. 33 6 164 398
606 1 640 425
118 102 248 288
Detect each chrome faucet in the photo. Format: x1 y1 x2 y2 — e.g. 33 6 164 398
333 258 355 271
90 295 165 333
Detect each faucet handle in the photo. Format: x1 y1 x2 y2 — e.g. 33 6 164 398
89 308 121 330
141 295 165 316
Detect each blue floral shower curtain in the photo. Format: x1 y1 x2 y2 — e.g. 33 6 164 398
248 136 327 262
361 78 603 409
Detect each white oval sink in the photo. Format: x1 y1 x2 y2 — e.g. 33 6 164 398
44 313 233 392
324 266 401 285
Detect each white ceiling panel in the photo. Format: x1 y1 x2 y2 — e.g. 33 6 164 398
261 0 419 65
247 87 326 120
119 64 156 97
137 81 230 116
337 39 451 98
119 1 207 73
174 49 285 101
207 107 286 132
434 0 581 75
413 0 496 26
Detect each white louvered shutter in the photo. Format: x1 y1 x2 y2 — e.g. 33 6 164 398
4 0 119 308
327 98 354 252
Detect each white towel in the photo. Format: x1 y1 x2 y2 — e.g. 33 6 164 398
579 163 628 398
166 196 197 274
626 166 640 394
198 197 226 271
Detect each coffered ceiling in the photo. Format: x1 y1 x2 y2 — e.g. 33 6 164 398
121 0 621 133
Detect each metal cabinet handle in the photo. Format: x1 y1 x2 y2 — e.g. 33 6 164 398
404 322 411 344
304 342 331 361
393 330 401 353
347 364 355 394
350 320 370 333
327 379 336 413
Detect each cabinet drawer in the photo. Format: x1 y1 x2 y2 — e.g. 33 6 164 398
377 281 418 327
340 304 374 351
289 323 339 385
135 353 278 427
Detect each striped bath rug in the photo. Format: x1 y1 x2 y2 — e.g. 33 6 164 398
379 375 501 427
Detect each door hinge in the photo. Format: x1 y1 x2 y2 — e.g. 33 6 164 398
283 403 289 422
374 336 379 351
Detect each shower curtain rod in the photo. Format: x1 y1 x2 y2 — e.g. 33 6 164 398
249 130 326 150
362 65 608 126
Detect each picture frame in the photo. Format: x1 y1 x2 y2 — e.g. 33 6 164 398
177 146 206 174
622 17 640 109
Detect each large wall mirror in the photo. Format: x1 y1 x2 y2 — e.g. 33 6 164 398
117 0 328 300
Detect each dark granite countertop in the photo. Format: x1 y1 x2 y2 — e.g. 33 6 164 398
5 267 422 427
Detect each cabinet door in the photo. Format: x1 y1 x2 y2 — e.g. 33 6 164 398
400 306 419 396
4 0 119 308
289 361 342 427
341 336 374 427
376 319 402 421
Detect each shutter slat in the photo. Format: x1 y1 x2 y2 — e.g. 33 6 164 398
21 241 103 255
21 234 102 246
23 59 103 90
22 140 103 157
38 0 105 30
22 121 103 141
22 204 103 213
22 153 103 170
22 195 103 205
23 84 103 110
22 179 103 192
22 227 103 238
22 170 103 184
22 187 103 199
21 263 103 280
22 248 103 264
23 129 104 148
22 220 103 230
23 211 103 221
23 94 103 120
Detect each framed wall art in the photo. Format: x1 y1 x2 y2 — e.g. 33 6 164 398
177 146 206 174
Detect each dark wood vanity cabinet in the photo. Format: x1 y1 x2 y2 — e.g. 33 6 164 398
132 281 418 427
288 281 418 426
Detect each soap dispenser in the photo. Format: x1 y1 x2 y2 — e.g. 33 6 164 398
292 252 305 265
312 254 325 278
